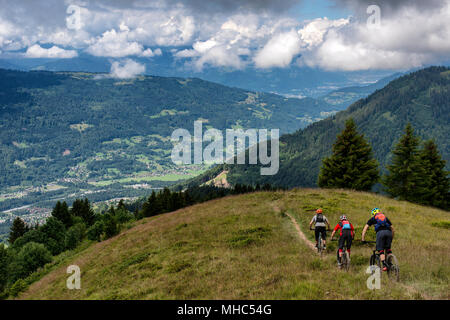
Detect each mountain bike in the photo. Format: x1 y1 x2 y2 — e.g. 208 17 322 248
364 241 399 281
331 239 350 271
310 227 328 256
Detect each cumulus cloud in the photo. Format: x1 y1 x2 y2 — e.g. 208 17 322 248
298 2 450 70
0 0 449 72
298 17 349 46
254 30 302 68
86 28 162 58
109 59 146 79
24 44 78 58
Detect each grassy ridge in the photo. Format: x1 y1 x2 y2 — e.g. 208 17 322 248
19 189 449 299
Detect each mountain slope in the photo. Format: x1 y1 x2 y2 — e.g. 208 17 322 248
188 67 450 189
0 68 335 213
19 189 450 299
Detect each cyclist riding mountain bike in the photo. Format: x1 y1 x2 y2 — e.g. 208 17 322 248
361 208 395 271
330 215 355 267
309 208 331 250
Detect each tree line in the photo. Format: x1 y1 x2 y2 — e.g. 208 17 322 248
318 119 449 210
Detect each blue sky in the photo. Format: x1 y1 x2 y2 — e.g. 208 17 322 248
290 0 352 20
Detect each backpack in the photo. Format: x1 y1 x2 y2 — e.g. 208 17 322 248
316 214 324 223
374 213 390 231
341 220 351 230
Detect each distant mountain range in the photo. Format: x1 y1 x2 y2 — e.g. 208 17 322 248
184 66 450 189
0 53 395 97
319 72 404 108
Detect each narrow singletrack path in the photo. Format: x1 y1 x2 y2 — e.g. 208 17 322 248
273 205 316 252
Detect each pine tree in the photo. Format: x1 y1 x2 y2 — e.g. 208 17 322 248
383 123 427 202
103 208 118 240
51 201 72 228
142 191 159 217
318 118 379 191
9 217 29 244
0 244 9 292
70 199 95 226
82 198 95 226
419 140 450 209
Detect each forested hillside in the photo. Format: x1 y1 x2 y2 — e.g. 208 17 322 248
185 67 450 189
0 69 334 210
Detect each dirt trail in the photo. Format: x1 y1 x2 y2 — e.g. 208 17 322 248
273 205 316 252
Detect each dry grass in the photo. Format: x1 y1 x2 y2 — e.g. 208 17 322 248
19 189 450 300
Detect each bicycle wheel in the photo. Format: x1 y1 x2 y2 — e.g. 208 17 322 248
343 251 350 271
387 254 400 281
317 233 323 255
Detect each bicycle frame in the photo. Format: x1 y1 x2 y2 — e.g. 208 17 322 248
331 239 350 270
310 227 327 255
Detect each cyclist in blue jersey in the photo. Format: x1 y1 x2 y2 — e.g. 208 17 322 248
362 208 396 271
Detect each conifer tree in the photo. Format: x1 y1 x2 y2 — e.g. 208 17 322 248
318 118 379 191
51 201 72 228
70 198 95 226
103 208 119 239
419 140 450 209
9 217 29 244
383 123 427 202
142 191 158 217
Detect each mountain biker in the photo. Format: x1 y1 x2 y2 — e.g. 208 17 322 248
309 208 331 250
361 208 395 271
330 215 355 267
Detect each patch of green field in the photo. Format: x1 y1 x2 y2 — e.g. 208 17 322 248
147 134 170 142
149 109 189 119
89 172 204 187
14 160 27 169
136 155 151 164
12 141 29 149
43 184 66 192
70 123 93 133
90 104 104 111
107 168 121 175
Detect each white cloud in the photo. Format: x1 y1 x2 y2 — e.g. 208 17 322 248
24 44 78 58
254 30 302 68
86 25 164 58
109 59 146 79
0 0 449 72
141 48 163 57
86 29 144 58
174 13 298 70
298 3 450 70
194 45 244 70
298 17 349 46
